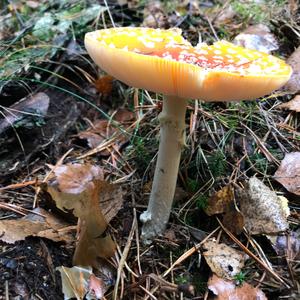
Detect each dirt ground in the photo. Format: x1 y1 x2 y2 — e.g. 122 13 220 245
0 1 299 299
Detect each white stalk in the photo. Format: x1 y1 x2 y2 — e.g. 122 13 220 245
140 95 188 243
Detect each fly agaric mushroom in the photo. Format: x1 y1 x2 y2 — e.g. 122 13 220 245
84 27 292 243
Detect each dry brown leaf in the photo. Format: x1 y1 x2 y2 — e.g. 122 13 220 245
99 182 124 223
274 152 300 195
222 209 244 235
88 274 106 299
78 109 134 155
203 240 246 279
205 186 244 234
236 177 289 234
113 108 135 123
53 164 104 194
57 266 107 300
142 1 168 28
48 163 123 223
214 5 236 25
233 24 279 53
278 95 300 112
94 75 114 96
205 185 234 216
284 46 300 93
208 274 267 300
47 164 117 266
0 208 73 244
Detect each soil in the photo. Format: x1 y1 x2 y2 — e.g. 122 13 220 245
0 239 72 300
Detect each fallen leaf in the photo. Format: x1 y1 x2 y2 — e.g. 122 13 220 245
278 95 300 112
88 274 106 299
222 209 244 235
142 1 168 28
284 46 300 93
268 229 300 260
274 152 300 195
0 207 73 244
99 182 124 223
48 163 123 223
78 109 134 155
205 186 244 234
53 164 104 194
78 120 113 151
57 266 108 300
47 164 117 266
214 5 236 25
0 92 49 134
205 185 234 216
288 0 298 15
32 13 55 40
236 177 289 234
94 75 114 96
203 240 246 279
208 274 267 300
233 24 279 53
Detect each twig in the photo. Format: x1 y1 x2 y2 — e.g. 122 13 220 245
113 210 137 300
0 179 38 191
33 148 73 208
217 217 290 288
163 226 220 278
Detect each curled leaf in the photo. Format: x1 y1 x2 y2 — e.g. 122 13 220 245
47 164 116 266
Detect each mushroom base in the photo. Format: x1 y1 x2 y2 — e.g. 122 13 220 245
140 96 188 243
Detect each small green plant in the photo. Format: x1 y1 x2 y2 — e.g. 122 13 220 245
186 178 200 193
175 275 189 285
208 149 228 178
195 194 208 210
231 0 268 23
234 271 246 285
131 136 153 169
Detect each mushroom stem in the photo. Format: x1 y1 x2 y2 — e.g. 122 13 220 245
140 95 188 243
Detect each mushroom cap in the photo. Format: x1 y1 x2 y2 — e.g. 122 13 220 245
85 27 292 101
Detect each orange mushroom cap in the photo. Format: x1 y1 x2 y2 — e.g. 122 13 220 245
85 27 292 101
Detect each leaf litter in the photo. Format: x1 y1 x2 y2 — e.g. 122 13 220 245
278 95 300 112
205 185 244 235
233 24 279 53
78 108 135 155
1 1 299 299
202 239 246 280
236 177 290 235
208 274 267 300
46 163 120 266
268 229 300 261
274 152 300 195
0 92 49 134
284 45 300 93
0 207 73 244
57 266 109 300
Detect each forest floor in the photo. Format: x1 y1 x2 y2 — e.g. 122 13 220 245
0 1 299 299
